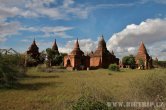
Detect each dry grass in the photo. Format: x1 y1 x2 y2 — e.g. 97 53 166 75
0 68 165 110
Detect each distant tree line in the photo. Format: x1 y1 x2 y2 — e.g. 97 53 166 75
153 60 166 68
25 48 66 67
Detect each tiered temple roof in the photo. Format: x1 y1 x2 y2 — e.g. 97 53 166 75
52 39 59 54
91 35 112 56
27 38 39 53
136 41 150 60
70 38 84 56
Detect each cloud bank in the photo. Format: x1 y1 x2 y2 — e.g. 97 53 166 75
107 18 166 60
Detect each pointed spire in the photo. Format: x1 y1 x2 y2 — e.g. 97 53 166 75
70 38 84 55
138 41 147 54
32 37 36 45
74 38 80 49
101 34 104 39
52 39 58 50
28 37 38 51
98 35 106 49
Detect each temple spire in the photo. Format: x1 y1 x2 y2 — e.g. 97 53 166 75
138 41 147 54
70 38 84 55
32 37 36 45
98 35 106 49
52 39 58 51
74 38 80 49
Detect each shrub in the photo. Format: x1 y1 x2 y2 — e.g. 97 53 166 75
0 54 26 88
108 64 120 71
25 55 38 67
71 83 115 110
72 96 109 110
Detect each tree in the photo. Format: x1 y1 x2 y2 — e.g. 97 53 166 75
122 55 136 69
46 48 64 66
0 53 26 87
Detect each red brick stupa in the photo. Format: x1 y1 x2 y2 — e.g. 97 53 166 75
90 35 119 68
64 39 90 70
135 41 153 69
52 39 59 54
26 38 40 59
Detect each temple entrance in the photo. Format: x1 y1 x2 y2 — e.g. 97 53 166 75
66 59 71 67
80 59 85 70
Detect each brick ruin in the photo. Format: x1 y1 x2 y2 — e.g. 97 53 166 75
25 37 153 70
90 35 119 69
63 38 90 70
135 41 153 69
25 38 40 66
52 39 59 55
64 36 119 70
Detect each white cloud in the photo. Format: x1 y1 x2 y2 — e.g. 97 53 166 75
0 21 21 42
20 39 31 43
31 38 97 53
0 22 74 42
107 18 166 60
59 38 98 54
41 26 74 38
0 0 91 20
21 26 74 38
0 0 137 20
141 0 166 4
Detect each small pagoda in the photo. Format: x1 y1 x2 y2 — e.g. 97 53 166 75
135 41 153 69
25 38 40 66
64 39 90 70
52 39 59 54
90 35 119 68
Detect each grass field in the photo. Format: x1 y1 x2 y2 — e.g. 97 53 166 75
0 68 165 110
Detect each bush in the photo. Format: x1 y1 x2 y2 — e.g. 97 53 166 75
72 96 109 110
71 83 115 110
108 64 120 71
0 54 26 88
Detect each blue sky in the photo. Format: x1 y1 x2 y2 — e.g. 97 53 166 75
0 0 166 60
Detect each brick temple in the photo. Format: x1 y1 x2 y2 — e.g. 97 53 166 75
52 39 59 55
25 38 40 66
135 41 153 69
63 38 90 70
90 35 119 69
64 36 119 70
26 38 40 59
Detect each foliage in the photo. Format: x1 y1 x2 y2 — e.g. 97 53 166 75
0 53 26 87
39 50 46 64
46 48 65 66
153 60 166 68
72 96 109 110
108 64 120 71
122 55 136 69
25 55 38 67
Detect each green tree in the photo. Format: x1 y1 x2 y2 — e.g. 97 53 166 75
122 55 136 69
0 53 26 87
46 48 64 66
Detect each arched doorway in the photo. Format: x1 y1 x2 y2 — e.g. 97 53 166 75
66 59 71 67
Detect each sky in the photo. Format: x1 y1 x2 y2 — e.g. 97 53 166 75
0 0 166 60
